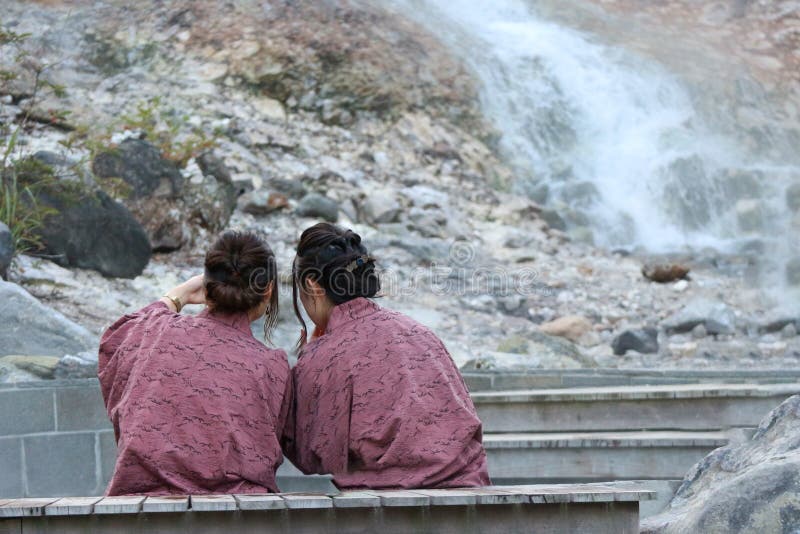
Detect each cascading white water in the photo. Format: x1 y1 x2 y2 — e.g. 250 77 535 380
382 0 793 257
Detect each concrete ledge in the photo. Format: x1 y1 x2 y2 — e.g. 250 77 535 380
463 368 800 391
472 383 800 402
484 431 730 449
474 384 799 433
485 431 728 481
0 485 654 533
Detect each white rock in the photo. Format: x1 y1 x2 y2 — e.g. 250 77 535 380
251 97 286 121
673 279 689 292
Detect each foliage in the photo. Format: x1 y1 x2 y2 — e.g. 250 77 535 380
1 158 58 254
0 22 83 257
64 96 219 169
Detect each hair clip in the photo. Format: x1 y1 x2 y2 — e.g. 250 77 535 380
344 255 373 273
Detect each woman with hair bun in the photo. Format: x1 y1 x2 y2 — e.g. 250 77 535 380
98 231 290 496
283 222 490 489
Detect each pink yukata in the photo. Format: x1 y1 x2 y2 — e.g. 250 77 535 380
284 297 490 489
98 301 291 496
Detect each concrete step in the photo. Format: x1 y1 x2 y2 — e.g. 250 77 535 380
473 383 800 433
484 430 735 482
463 368 800 391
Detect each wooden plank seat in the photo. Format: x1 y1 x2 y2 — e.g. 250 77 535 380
0 483 655 534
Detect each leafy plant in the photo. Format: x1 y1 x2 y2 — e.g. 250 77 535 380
0 165 56 254
65 96 219 169
0 21 75 258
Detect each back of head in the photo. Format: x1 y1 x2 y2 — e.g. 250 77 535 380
293 223 380 344
205 231 278 338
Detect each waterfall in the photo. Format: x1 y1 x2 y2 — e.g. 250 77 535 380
386 0 792 252
381 0 796 261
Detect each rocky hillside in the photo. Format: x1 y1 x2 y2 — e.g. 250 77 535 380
1 0 799 381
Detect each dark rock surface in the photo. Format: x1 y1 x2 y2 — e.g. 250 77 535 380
611 328 659 355
37 188 152 278
0 222 12 279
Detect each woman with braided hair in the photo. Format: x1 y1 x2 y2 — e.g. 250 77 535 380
283 222 490 489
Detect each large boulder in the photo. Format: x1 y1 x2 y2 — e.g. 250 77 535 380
0 280 96 358
0 221 12 279
93 140 236 251
92 138 183 199
37 188 152 278
643 394 800 534
19 152 152 278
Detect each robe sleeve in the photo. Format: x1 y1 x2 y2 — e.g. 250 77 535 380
97 301 172 439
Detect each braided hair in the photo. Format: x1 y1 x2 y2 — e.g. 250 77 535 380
293 223 380 349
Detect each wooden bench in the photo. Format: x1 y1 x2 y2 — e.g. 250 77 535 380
0 483 655 534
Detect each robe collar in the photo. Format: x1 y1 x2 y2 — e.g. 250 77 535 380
325 297 380 334
198 307 253 334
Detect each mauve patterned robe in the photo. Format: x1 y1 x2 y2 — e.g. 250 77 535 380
284 297 490 489
98 301 291 496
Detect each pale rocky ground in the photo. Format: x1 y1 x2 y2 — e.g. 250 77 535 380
2 0 800 381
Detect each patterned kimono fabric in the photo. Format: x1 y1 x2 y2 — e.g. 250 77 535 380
285 297 490 489
98 302 292 496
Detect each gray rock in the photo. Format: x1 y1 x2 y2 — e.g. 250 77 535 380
93 143 237 251
361 190 402 224
0 355 60 379
642 394 800 534
758 317 800 334
0 221 12 279
611 328 659 355
92 138 183 199
662 298 736 336
387 236 449 264
0 280 96 358
295 193 339 222
691 323 708 339
16 154 151 277
187 153 238 233
37 187 152 278
54 352 99 379
401 185 449 209
237 190 289 215
268 177 307 199
461 331 594 370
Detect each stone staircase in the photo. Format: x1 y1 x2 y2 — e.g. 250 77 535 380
3 372 800 520
277 380 800 517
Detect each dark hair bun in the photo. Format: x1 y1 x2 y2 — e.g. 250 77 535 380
294 223 380 305
204 231 278 323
